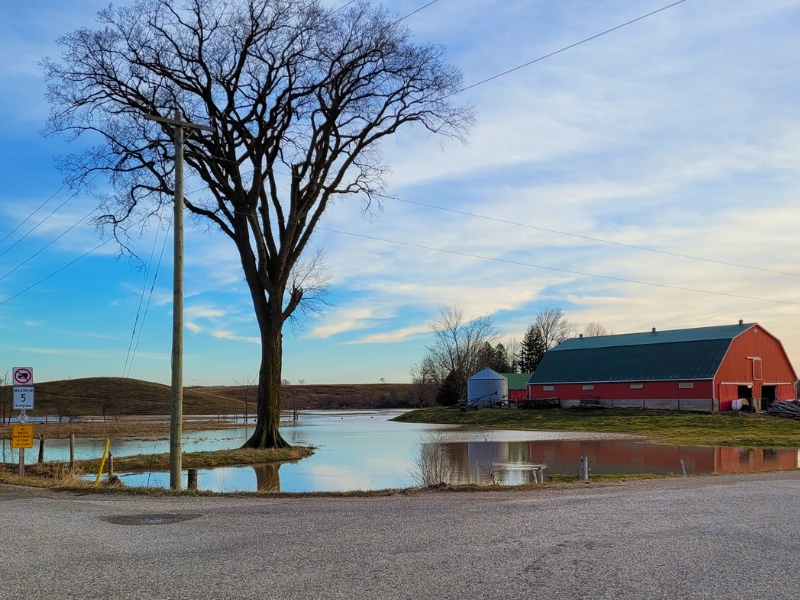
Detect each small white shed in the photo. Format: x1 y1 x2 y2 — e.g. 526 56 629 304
467 368 508 406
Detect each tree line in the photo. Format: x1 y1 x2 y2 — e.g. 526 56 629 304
412 306 611 405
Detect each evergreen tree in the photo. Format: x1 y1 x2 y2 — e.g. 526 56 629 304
518 325 547 373
436 370 461 406
476 342 513 373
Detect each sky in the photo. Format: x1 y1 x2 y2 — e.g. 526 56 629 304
1 0 799 386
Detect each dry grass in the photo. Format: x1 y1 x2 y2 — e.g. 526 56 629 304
0 419 243 440
76 446 313 472
0 377 419 422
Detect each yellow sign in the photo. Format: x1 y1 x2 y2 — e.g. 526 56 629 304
12 425 34 449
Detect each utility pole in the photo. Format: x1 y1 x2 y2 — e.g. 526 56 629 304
144 110 213 490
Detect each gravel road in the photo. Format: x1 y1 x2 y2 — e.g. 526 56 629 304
2 472 799 599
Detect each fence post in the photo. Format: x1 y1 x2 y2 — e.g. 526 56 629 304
187 468 198 490
579 456 589 482
679 459 687 477
69 433 75 472
38 434 45 465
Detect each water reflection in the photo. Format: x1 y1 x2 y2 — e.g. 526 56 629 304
441 440 800 486
4 410 798 492
253 463 280 492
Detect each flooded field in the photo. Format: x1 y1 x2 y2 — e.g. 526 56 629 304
2 410 798 492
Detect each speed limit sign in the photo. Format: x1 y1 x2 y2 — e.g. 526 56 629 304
13 387 34 410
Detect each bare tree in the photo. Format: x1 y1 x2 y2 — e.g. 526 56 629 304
0 369 10 424
583 322 613 337
423 306 500 402
534 308 576 350
44 0 472 448
409 361 437 407
233 373 257 424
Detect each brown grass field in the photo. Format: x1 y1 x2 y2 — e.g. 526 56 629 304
0 377 418 423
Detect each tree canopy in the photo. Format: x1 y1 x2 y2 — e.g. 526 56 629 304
44 0 473 447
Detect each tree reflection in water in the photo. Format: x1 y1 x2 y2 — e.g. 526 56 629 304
253 463 281 492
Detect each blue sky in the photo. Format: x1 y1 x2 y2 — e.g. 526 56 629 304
1 0 799 385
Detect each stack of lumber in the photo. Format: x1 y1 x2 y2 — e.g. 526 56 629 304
767 400 800 420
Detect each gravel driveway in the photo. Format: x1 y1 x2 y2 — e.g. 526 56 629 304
2 472 799 599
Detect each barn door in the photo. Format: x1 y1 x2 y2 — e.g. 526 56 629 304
719 383 738 411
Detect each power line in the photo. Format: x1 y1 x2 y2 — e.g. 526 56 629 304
0 238 114 307
397 0 440 22
396 198 800 278
318 227 800 307
123 214 166 377
450 0 688 97
0 208 97 283
0 182 69 246
125 215 173 378
0 178 98 260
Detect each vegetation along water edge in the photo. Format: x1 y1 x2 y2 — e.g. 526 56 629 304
393 407 800 448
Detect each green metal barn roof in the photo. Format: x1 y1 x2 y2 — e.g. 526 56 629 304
528 323 753 384
502 373 533 390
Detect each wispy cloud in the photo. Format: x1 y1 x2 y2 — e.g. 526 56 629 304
212 330 260 345
345 325 429 345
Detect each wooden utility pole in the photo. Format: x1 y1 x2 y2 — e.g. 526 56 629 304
144 110 213 490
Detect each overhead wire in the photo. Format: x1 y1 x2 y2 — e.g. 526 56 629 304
0 181 69 246
318 227 800 307
449 0 688 97
396 198 800 278
125 214 173 378
122 211 166 377
0 207 98 283
0 173 100 259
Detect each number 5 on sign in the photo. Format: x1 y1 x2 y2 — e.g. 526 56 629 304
13 387 34 410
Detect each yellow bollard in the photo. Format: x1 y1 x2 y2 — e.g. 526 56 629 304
94 438 111 486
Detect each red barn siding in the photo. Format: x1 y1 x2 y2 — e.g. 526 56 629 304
714 325 798 406
528 380 713 402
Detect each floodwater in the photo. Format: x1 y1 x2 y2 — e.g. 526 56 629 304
2 410 798 492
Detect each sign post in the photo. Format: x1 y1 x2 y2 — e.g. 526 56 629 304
12 424 34 478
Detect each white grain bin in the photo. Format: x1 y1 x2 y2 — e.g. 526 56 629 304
467 368 508 407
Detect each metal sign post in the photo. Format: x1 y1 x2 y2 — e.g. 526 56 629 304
12 424 34 478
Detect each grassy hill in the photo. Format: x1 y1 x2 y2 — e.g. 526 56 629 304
0 378 420 419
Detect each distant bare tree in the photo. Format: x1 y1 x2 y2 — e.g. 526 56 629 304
584 322 613 337
234 373 257 424
0 369 10 424
423 306 500 402
534 308 576 350
409 361 437 407
505 338 520 373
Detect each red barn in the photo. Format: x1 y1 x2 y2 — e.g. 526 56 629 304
527 322 797 412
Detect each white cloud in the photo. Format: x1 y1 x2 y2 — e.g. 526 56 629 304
212 330 260 345
345 325 429 345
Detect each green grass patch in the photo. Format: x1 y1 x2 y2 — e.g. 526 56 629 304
394 407 800 447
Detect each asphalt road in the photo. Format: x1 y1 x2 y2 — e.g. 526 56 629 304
2 472 799 599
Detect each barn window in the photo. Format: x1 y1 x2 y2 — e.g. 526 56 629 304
679 382 694 389
630 383 643 389
543 385 554 391
750 357 762 381
582 385 595 390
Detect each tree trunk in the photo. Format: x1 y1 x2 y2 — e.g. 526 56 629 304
243 321 289 449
